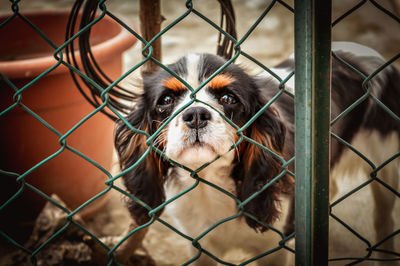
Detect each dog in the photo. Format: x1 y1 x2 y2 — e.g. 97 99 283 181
115 42 400 265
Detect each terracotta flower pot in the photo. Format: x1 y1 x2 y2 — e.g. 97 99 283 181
0 10 137 235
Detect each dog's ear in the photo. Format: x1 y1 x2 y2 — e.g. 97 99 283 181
235 101 287 232
115 98 167 225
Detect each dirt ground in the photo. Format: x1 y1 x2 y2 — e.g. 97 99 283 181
1 0 400 265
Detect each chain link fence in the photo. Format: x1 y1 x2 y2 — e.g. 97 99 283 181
328 1 400 264
0 0 399 265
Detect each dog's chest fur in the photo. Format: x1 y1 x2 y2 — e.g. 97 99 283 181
162 163 290 252
163 162 237 233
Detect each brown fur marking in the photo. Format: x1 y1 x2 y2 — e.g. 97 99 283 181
163 77 186 91
243 128 280 172
208 74 236 89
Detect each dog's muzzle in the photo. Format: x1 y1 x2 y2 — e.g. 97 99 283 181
182 107 211 129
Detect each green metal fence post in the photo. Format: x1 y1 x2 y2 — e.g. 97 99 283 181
294 0 331 265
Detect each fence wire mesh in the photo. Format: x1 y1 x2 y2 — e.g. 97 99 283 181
328 1 400 264
0 0 399 265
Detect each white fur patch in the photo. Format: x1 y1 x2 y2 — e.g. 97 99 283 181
270 67 295 93
331 130 400 191
185 53 201 90
332 42 384 60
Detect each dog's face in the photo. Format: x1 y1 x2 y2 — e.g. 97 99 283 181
145 54 260 168
115 53 289 231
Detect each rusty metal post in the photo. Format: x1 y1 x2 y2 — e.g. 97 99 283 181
140 0 162 75
294 0 332 265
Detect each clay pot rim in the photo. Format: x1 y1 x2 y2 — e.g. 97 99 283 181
0 10 138 79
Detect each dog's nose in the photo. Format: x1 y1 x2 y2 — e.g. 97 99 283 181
182 107 211 129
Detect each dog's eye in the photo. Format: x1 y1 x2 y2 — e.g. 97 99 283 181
219 94 237 105
158 95 174 106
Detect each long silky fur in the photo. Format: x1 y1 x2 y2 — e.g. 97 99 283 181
234 96 291 232
115 98 168 225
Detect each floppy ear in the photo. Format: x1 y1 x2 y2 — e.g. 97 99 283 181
115 99 167 225
234 103 288 232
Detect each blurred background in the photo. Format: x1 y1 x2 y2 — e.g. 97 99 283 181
1 0 399 67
